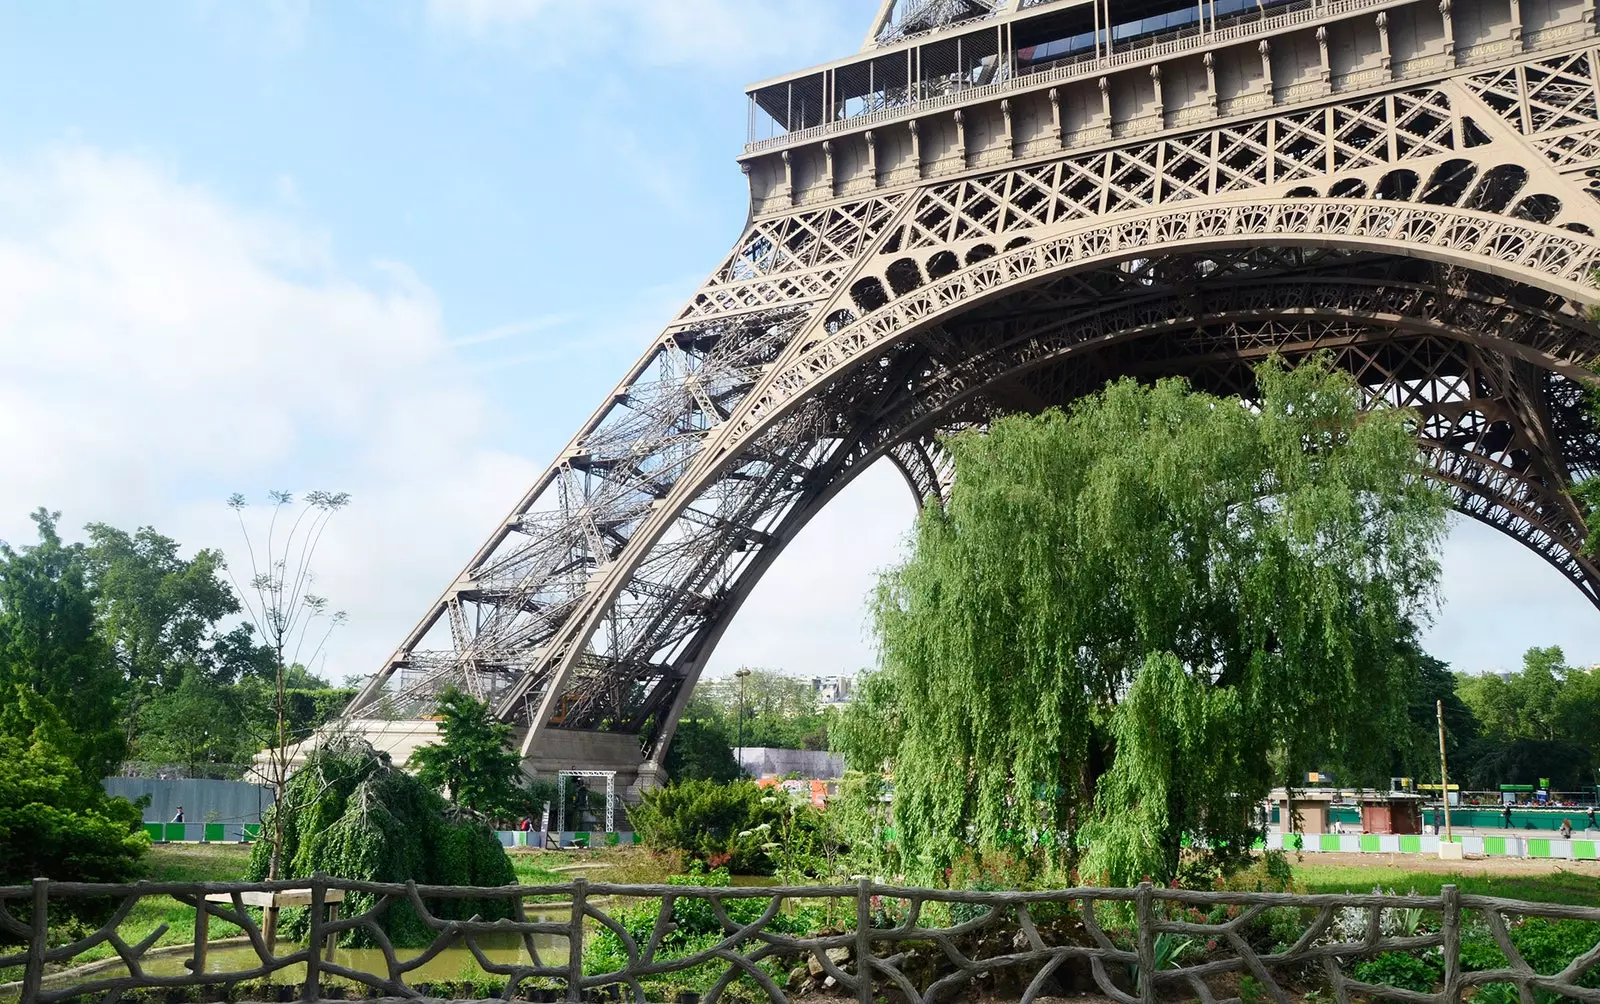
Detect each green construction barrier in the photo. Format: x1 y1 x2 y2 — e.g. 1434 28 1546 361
243 824 260 841
1284 834 1304 850
1527 839 1551 858
1399 835 1421 853
164 823 187 842
1573 841 1597 860
1484 836 1508 856
605 832 620 847
204 823 224 843
1359 834 1380 853
143 823 164 842
1319 834 1341 851
573 833 590 848
1251 837 1266 850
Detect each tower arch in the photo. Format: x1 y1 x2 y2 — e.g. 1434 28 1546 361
348 0 1600 780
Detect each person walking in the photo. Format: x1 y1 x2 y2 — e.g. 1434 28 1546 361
171 806 185 824
1502 804 1513 829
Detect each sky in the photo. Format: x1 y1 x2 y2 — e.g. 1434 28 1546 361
0 0 1592 691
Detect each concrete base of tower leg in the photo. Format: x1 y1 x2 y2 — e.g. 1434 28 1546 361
512 728 659 801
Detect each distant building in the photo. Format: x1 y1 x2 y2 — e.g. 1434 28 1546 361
736 747 845 780
812 675 854 705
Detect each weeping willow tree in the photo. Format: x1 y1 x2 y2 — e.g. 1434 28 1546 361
246 736 515 946
841 356 1447 886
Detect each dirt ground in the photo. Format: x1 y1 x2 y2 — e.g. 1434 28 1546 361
1299 850 1600 876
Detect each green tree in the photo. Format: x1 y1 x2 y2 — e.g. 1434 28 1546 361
1320 641 1478 788
246 736 514 947
0 729 147 933
1554 666 1600 748
843 358 1446 885
82 523 263 690
830 670 900 773
1456 647 1598 788
0 510 125 779
664 718 741 783
134 666 256 776
683 669 833 751
408 688 527 821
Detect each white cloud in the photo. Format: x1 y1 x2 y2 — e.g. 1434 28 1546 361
424 0 852 68
0 147 538 684
1423 516 1600 673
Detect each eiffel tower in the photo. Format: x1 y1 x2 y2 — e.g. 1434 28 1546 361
347 0 1600 791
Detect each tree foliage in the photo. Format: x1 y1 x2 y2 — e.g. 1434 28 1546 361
664 718 742 784
0 729 147 934
683 670 833 751
408 687 528 822
630 778 826 875
1456 646 1599 789
0 510 126 779
246 736 514 946
82 522 263 690
840 358 1447 885
0 508 288 780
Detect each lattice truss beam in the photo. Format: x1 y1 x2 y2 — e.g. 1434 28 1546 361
348 43 1600 759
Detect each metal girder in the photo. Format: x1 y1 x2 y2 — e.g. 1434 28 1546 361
348 0 1600 768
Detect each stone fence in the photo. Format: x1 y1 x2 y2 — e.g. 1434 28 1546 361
3 878 1599 1004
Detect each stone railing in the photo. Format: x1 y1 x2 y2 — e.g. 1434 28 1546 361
4 877 1600 1003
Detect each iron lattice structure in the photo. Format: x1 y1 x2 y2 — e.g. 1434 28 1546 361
348 0 1600 770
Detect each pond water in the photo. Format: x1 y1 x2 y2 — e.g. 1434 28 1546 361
45 880 788 993
53 909 573 990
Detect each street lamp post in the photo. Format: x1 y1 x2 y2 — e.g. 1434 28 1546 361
735 668 752 776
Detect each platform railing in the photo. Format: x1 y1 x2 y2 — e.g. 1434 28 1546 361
745 0 1429 155
4 876 1600 1003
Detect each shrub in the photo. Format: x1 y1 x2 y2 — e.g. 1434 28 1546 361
582 864 827 1000
1458 916 1600 1004
630 779 826 874
0 733 147 937
1351 951 1441 993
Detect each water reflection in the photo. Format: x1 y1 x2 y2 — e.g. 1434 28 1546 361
54 908 572 990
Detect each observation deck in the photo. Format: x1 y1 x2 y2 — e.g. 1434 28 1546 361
739 0 1600 214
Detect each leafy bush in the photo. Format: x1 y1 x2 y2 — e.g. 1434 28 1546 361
630 779 827 875
0 733 147 937
245 736 515 946
582 864 828 1001
1351 951 1441 993
1458 916 1600 1004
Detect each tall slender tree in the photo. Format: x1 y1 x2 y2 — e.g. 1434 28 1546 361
225 490 349 905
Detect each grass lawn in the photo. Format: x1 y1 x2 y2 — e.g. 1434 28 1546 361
508 855 566 885
144 841 255 883
1294 857 1600 905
